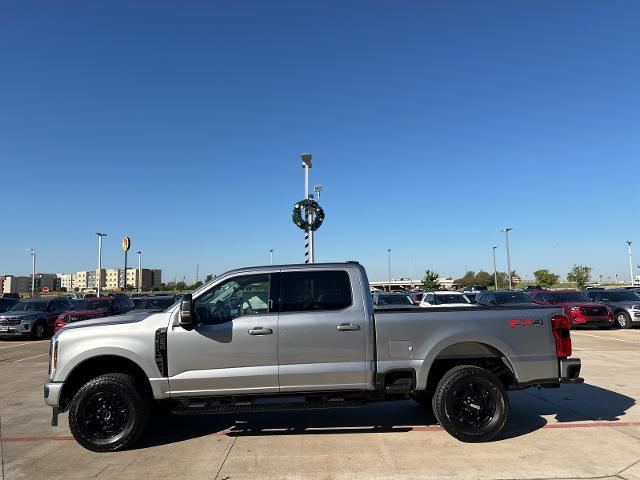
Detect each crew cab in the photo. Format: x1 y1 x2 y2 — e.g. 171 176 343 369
44 262 582 452
529 290 613 328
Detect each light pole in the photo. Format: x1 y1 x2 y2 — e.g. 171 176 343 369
269 249 273 265
301 153 314 263
627 241 634 286
502 227 513 290
25 249 36 297
492 246 498 290
96 233 107 297
137 251 142 292
387 248 392 292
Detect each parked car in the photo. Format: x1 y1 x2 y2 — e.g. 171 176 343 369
0 298 75 339
522 285 543 292
475 291 535 307
372 292 416 309
462 285 488 293
54 296 135 331
0 298 19 313
132 296 179 314
529 290 613 328
420 291 474 307
2 293 20 299
45 262 582 452
584 289 640 329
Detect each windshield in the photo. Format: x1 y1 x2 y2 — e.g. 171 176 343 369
377 295 413 306
134 298 175 310
495 292 532 304
9 301 48 312
435 293 470 305
549 292 590 303
608 291 640 302
85 300 113 310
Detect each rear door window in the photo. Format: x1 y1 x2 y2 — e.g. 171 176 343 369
280 270 352 312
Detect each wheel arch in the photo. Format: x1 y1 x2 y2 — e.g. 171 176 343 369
58 355 152 412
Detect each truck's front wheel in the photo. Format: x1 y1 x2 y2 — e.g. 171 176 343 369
432 365 508 443
68 373 149 452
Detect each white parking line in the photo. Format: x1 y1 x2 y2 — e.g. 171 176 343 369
12 353 49 363
0 343 31 350
572 332 640 345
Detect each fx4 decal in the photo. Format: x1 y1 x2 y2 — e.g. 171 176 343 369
510 318 543 328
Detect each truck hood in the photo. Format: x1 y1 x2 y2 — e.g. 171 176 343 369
63 311 151 330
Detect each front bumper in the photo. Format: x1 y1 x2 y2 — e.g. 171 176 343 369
559 358 583 384
44 379 64 408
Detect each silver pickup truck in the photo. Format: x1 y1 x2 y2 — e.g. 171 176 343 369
44 262 582 452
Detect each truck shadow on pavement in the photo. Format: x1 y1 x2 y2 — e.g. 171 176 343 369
134 383 635 449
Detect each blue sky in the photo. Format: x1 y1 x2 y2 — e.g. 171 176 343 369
1 1 639 283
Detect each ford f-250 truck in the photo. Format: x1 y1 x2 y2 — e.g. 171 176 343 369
44 262 582 452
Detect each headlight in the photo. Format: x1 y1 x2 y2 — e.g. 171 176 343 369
568 306 581 312
49 338 59 378
631 305 640 310
21 315 38 323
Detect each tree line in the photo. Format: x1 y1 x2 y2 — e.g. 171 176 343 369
422 265 594 290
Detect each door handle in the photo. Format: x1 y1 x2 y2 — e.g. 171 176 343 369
336 323 360 331
248 327 273 335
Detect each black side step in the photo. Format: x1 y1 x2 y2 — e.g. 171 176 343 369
170 397 366 415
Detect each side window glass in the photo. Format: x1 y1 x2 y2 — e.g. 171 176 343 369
281 271 352 312
425 294 435 303
194 274 271 324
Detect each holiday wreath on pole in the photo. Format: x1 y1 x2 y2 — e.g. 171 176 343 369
292 198 325 231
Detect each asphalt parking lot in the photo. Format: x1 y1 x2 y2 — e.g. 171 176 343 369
1 330 640 480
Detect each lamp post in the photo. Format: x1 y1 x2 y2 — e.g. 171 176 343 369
301 153 314 263
387 248 392 292
25 249 36 297
137 251 142 292
627 241 634 286
96 233 107 297
502 227 513 290
269 249 273 265
492 246 498 290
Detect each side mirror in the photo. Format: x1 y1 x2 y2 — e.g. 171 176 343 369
179 294 193 327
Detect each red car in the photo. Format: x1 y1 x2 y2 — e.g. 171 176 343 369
54 296 134 332
529 290 613 328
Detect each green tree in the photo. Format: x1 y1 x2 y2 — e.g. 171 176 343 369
191 280 203 289
533 269 560 289
175 281 187 291
454 271 476 288
422 270 440 290
473 270 493 287
567 265 592 289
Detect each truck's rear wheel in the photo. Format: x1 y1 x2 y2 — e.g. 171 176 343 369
432 365 508 443
68 373 149 452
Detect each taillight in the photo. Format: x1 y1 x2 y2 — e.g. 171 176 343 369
552 314 572 358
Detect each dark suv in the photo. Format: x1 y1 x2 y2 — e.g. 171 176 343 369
0 298 75 339
585 289 640 329
475 290 535 307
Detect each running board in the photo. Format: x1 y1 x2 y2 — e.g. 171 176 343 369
170 396 366 415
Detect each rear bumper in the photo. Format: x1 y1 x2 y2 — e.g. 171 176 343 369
559 358 583 384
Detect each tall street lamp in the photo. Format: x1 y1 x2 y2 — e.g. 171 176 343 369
269 249 273 266
492 246 498 290
502 227 513 290
387 248 392 292
627 241 634 286
96 233 107 297
137 250 142 292
25 249 36 297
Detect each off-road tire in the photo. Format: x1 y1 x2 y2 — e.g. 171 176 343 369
615 311 633 329
432 365 509 443
68 373 149 452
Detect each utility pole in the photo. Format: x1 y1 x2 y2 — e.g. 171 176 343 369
492 246 498 290
96 233 107 297
502 227 513 290
627 241 634 286
301 154 314 263
137 251 142 292
25 249 36 297
387 248 392 292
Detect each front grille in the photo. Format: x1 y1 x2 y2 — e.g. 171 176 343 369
0 318 21 326
581 306 607 316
